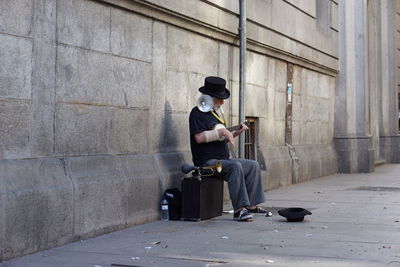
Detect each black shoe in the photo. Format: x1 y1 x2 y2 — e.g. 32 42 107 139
247 206 272 216
233 209 253 221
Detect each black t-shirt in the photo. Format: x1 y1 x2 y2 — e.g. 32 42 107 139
189 107 229 166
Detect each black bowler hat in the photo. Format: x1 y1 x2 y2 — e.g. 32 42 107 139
278 207 312 222
199 76 230 99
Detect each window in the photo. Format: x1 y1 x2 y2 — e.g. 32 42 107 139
244 117 257 160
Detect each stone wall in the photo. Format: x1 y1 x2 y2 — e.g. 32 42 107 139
0 0 340 260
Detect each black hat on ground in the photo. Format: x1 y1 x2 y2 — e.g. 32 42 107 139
199 76 230 99
278 207 312 222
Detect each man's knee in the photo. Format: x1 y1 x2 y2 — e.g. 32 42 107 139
249 159 260 169
222 161 243 179
241 159 261 172
229 161 243 172
221 159 240 169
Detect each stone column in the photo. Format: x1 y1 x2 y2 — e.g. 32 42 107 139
334 0 374 173
379 0 400 163
367 0 382 164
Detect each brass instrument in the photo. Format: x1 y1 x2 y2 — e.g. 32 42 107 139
199 161 222 176
181 161 222 180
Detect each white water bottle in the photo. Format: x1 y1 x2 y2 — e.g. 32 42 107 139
161 198 169 221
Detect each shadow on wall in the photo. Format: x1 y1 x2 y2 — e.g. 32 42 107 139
156 101 186 191
257 147 267 171
162 101 178 151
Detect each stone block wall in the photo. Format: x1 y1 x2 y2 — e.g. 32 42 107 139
0 0 339 260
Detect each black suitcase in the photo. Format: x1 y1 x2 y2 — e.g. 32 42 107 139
181 176 223 221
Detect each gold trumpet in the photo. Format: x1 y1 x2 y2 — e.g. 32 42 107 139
200 161 222 176
181 161 223 177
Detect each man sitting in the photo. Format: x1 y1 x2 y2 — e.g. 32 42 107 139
189 76 268 221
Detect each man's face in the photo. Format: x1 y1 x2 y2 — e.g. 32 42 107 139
213 97 224 111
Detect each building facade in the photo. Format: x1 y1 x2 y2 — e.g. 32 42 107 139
0 0 398 261
334 0 400 172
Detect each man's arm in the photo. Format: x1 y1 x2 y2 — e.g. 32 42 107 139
194 126 235 144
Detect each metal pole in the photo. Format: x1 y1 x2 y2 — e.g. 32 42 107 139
238 0 246 158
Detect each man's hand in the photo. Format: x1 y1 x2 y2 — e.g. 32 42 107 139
238 122 249 133
233 122 248 137
218 127 234 145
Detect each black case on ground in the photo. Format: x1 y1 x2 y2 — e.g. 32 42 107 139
181 177 223 221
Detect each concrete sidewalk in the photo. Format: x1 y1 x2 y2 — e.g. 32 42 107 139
2 164 400 267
